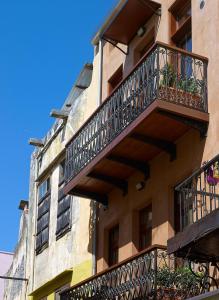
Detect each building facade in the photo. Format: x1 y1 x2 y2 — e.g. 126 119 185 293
3 202 29 300
61 0 219 299
0 251 13 300
4 0 219 299
4 55 101 299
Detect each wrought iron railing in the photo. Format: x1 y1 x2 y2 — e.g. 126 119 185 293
175 154 219 230
60 245 219 300
65 42 208 183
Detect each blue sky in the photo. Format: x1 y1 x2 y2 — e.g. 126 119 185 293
0 0 117 252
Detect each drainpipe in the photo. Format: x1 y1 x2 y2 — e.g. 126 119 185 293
92 38 103 276
92 201 97 275
31 154 39 292
97 38 103 106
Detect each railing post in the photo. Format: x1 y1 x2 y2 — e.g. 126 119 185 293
154 247 158 300
204 60 208 112
179 192 183 231
156 45 160 100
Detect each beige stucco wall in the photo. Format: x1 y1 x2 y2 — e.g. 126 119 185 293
3 212 28 300
25 51 101 298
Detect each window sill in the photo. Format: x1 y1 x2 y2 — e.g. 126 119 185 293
56 227 71 241
35 242 49 255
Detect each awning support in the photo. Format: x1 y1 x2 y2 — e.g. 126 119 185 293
102 37 129 55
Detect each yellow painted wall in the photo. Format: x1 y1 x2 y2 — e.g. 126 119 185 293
29 259 92 300
71 259 92 286
29 272 72 300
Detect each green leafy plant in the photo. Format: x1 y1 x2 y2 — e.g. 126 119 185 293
160 63 176 88
176 77 198 94
160 63 200 95
157 266 200 292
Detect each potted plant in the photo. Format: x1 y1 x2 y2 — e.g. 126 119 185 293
159 63 203 109
156 266 200 300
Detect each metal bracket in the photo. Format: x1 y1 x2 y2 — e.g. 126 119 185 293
102 37 129 55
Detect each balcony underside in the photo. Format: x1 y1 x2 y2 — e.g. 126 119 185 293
64 100 208 205
168 208 219 263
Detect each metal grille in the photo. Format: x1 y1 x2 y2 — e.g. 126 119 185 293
65 43 208 184
60 246 219 300
176 154 219 230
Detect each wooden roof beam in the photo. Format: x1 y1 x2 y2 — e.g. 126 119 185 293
130 133 176 161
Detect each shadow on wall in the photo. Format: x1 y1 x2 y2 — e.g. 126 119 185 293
87 201 95 255
94 129 207 265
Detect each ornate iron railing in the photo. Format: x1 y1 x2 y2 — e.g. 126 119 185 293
60 246 219 300
65 42 208 183
175 154 219 230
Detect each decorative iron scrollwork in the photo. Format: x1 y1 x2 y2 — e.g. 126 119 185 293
65 43 208 185
60 247 218 300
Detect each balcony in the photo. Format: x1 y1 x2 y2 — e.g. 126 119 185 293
60 245 219 300
168 154 219 262
64 42 209 204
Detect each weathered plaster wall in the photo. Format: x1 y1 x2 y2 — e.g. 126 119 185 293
0 252 13 300
26 52 101 299
3 212 28 300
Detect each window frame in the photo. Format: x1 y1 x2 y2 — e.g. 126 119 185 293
107 65 123 96
36 177 51 255
108 224 119 267
139 204 152 251
170 0 192 48
56 161 72 240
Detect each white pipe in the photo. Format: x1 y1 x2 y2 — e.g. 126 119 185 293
91 201 97 275
97 39 103 106
30 155 39 292
92 38 103 276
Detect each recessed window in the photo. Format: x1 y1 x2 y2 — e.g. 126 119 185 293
36 178 51 254
139 205 152 251
59 159 65 185
176 1 191 27
170 0 192 49
38 178 50 200
108 66 123 95
108 225 119 266
55 283 70 300
134 28 155 64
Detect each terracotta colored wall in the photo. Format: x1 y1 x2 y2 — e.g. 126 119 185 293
96 0 219 273
97 129 206 272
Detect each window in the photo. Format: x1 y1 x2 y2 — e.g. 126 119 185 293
56 161 71 239
108 225 119 266
55 283 70 300
38 178 50 199
36 178 50 254
134 28 155 64
59 159 65 184
175 1 191 27
170 0 192 49
108 66 123 95
139 205 152 251
174 183 194 232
